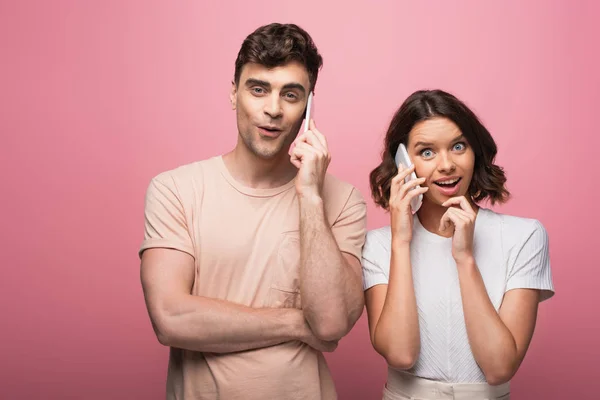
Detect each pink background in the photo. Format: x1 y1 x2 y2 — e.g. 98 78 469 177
1 1 597 399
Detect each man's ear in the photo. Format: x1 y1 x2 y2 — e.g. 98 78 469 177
230 81 237 110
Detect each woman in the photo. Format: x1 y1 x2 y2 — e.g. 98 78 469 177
362 89 554 400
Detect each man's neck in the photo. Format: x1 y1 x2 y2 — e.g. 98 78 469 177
222 145 298 190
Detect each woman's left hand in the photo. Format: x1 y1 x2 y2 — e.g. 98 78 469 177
439 196 477 265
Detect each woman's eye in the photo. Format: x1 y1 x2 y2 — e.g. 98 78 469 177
421 149 434 158
453 142 466 151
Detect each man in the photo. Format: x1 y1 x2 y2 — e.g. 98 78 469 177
139 23 366 400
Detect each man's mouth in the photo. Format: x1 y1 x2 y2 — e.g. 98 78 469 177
258 125 283 139
259 125 282 132
258 126 283 138
433 177 462 188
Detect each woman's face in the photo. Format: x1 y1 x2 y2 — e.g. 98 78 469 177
406 117 476 206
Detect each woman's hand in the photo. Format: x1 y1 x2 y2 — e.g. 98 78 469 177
440 196 477 264
389 164 429 244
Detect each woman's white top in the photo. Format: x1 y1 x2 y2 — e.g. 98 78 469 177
362 208 554 383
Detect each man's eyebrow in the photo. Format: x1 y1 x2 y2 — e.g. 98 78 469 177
244 78 271 88
281 83 306 94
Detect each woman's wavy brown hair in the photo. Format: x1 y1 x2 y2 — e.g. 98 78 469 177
370 89 510 210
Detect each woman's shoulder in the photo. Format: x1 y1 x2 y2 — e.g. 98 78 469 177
479 208 547 242
366 225 392 241
363 225 392 259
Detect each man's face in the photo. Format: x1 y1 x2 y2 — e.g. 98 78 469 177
231 61 311 160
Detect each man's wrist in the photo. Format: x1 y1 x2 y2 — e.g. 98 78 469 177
281 308 308 342
297 190 324 206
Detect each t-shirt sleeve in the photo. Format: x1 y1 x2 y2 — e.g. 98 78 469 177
138 174 195 259
505 220 554 301
361 230 390 291
331 188 367 261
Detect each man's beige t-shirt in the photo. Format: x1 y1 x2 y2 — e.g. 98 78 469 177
139 156 367 400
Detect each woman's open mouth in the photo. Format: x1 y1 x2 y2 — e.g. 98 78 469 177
433 177 462 196
433 177 461 188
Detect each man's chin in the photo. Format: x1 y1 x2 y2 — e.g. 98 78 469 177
251 145 287 160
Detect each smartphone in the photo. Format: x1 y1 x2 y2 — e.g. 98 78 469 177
290 92 314 157
394 143 423 213
303 92 313 132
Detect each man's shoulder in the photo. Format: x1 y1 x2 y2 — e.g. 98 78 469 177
151 156 220 186
322 173 366 224
146 157 223 207
322 173 364 203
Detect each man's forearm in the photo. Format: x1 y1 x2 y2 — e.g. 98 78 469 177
153 294 306 353
298 195 364 341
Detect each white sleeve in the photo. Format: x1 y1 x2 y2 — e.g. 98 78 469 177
361 230 391 290
506 220 555 302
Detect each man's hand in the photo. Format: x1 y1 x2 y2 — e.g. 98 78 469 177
290 119 330 200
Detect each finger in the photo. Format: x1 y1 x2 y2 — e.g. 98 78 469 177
310 123 329 150
449 207 470 223
295 141 326 158
449 206 472 221
294 135 326 156
444 208 470 231
390 165 415 203
291 142 318 159
291 143 325 167
290 142 306 163
400 185 428 211
303 129 326 152
294 141 317 150
289 141 302 167
290 156 302 169
439 209 460 232
439 211 450 232
398 177 427 200
294 133 308 146
405 185 429 201
391 164 416 188
442 196 475 215
289 144 303 168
